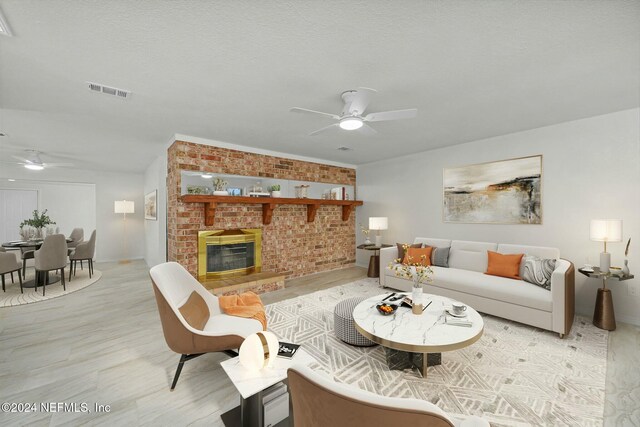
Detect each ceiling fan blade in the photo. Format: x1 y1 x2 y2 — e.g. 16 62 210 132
308 123 339 136
364 108 418 122
44 162 74 168
358 123 378 136
347 87 377 116
11 155 29 162
290 107 340 120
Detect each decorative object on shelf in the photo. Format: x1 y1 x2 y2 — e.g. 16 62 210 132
443 155 542 224
369 217 388 246
590 219 622 273
359 223 372 245
227 187 241 196
389 245 433 304
213 178 229 196
145 190 157 220
239 331 279 371
114 200 135 264
623 238 631 276
187 185 210 194
19 209 56 240
295 184 309 198
269 184 281 198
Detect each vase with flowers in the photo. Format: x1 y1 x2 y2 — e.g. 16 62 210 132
19 209 56 240
623 238 631 276
389 245 433 303
359 223 372 245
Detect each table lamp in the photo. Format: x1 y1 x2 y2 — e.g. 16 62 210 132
590 219 622 273
369 217 388 247
115 200 135 263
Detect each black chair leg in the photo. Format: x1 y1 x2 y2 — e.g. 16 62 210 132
171 355 188 391
11 271 14 283
80 260 83 270
43 271 47 296
61 267 66 291
88 259 92 278
1 274 5 292
23 259 27 277
69 261 73 282
18 270 23 293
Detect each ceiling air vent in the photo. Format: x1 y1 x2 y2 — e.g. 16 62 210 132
87 82 131 100
337 146 352 151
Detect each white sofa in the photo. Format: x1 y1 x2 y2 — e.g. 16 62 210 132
380 238 575 337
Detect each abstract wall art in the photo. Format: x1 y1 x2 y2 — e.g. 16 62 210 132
443 155 542 224
145 190 157 221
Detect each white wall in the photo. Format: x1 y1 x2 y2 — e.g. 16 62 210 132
0 181 96 243
356 109 640 325
0 165 144 262
144 154 167 267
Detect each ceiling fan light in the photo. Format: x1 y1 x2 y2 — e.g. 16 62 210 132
24 163 44 171
339 117 363 131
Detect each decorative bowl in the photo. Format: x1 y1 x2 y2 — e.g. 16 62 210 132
376 302 399 316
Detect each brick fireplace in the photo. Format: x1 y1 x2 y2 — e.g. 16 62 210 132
167 140 358 283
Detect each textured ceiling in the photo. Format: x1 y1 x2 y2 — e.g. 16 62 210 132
0 0 638 173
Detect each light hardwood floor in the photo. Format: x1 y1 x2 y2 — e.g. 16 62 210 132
0 261 637 426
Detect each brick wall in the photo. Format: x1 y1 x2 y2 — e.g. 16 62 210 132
167 140 358 279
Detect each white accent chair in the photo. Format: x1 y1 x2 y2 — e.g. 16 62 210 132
288 364 489 427
149 262 263 390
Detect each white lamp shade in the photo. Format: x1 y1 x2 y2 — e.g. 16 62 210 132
369 217 388 231
114 200 135 214
239 331 279 371
590 219 622 242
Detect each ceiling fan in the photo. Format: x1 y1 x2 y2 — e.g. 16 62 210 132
2 149 74 170
290 87 417 136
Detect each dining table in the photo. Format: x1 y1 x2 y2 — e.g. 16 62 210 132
2 239 73 288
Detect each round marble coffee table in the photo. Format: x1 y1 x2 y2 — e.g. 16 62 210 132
353 293 484 377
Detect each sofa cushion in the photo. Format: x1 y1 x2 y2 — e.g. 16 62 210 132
431 246 450 268
403 247 433 266
449 240 498 273
384 264 552 312
414 238 451 248
521 256 556 290
179 291 210 330
397 243 422 261
486 251 524 280
497 243 559 260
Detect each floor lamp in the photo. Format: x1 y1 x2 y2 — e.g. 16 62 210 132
115 200 135 264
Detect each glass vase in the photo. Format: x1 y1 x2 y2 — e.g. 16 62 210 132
411 279 423 304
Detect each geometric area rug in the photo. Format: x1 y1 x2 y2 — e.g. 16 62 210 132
266 278 608 427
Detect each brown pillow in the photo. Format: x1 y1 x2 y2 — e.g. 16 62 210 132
178 291 210 330
486 251 524 280
396 243 422 261
403 247 433 266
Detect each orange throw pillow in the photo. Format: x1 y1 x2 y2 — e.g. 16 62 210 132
403 247 433 266
486 251 524 280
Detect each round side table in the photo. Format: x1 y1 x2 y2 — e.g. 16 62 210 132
578 267 635 331
357 244 392 278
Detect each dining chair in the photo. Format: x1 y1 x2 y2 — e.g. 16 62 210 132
21 247 35 277
66 228 84 256
149 262 263 390
69 230 96 281
34 234 68 296
0 248 23 293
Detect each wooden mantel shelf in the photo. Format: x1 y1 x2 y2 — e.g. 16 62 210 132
181 195 363 226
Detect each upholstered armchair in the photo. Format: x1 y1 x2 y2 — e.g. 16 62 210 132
149 262 263 390
69 230 96 281
66 228 84 255
34 234 68 296
0 248 23 293
287 365 490 427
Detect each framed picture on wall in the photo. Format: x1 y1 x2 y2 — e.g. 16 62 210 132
145 190 157 221
443 155 542 224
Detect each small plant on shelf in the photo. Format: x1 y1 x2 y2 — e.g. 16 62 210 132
213 178 228 192
269 184 282 197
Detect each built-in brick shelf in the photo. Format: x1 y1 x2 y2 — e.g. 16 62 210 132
201 271 286 296
181 195 363 226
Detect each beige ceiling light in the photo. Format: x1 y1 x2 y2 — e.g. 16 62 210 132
0 7 12 36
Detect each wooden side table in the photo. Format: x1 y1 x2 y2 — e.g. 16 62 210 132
578 267 634 331
357 244 392 278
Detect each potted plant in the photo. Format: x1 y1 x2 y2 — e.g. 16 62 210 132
213 178 229 196
20 209 56 240
359 223 372 245
269 184 281 198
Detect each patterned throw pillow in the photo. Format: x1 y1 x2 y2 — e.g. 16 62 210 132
431 246 450 268
521 256 556 290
